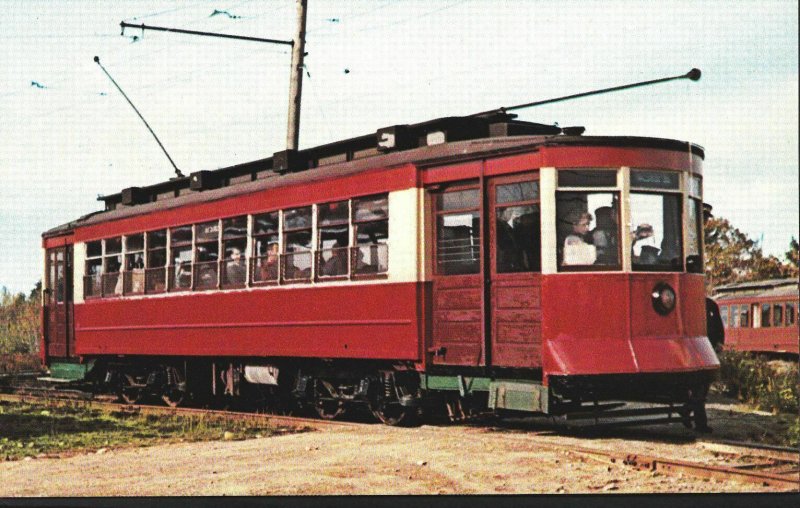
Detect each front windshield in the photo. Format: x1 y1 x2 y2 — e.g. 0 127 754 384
630 192 682 271
556 192 620 270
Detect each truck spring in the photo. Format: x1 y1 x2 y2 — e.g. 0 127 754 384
383 372 393 399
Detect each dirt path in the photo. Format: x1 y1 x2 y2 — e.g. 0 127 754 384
0 409 792 496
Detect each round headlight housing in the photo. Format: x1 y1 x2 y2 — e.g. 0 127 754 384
651 282 676 315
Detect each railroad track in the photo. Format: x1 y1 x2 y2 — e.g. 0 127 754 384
570 445 798 491
2 389 797 492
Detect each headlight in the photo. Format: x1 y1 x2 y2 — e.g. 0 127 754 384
651 282 676 315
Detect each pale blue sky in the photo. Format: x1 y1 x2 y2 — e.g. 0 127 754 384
1 0 797 294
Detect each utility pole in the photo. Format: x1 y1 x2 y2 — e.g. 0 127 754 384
119 0 308 154
286 0 308 151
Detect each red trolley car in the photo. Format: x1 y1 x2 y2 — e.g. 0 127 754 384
713 279 799 357
41 112 718 427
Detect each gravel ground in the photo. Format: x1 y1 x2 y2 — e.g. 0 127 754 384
0 394 796 496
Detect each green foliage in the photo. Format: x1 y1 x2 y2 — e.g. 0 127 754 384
0 283 41 355
716 351 799 446
0 399 298 461
717 350 799 414
787 237 799 271
704 217 796 292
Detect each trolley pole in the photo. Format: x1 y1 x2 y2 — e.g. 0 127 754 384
286 0 308 151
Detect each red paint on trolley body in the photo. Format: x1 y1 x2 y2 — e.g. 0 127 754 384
541 273 718 378
74 282 421 360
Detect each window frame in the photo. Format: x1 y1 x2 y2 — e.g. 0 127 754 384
221 215 248 288
102 237 123 298
555 170 621 272
193 220 221 291
493 178 542 274
316 200 351 280
433 183 481 277
282 206 314 283
84 240 104 299
169 225 194 292
145 229 168 294
352 194 390 278
251 210 281 286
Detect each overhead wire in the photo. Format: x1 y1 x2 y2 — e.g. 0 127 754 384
7 1 293 121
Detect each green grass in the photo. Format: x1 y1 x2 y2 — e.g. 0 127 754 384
0 399 304 461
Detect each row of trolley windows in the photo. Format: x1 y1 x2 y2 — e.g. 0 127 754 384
83 195 389 298
556 169 702 272
719 302 797 329
434 169 703 276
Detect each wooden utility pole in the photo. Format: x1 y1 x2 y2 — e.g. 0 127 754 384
286 0 308 151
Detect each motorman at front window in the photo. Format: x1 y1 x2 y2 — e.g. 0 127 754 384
562 210 597 266
632 223 659 264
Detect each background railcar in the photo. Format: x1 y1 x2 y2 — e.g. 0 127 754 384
713 279 799 357
41 113 718 426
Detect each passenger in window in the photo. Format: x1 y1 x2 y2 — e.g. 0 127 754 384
497 208 522 272
632 224 659 264
175 259 191 288
562 211 597 266
130 254 145 293
259 242 280 281
321 241 348 277
355 247 379 274
226 248 247 286
591 206 618 265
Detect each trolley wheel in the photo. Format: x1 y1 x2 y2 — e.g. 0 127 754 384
314 399 345 420
371 401 417 426
161 387 186 408
117 374 143 405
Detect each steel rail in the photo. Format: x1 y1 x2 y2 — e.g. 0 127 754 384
0 392 362 431
571 446 799 491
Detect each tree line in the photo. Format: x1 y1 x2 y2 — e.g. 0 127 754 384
0 217 798 356
0 282 40 355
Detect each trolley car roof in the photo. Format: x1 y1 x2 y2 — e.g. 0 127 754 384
44 115 704 237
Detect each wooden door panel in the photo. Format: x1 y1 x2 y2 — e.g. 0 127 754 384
431 275 483 366
491 278 542 367
488 174 542 369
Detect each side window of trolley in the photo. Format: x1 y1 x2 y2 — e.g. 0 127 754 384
629 169 682 272
317 200 350 279
739 304 750 327
84 237 122 298
353 195 389 276
283 207 313 282
169 225 193 291
252 211 280 284
103 237 123 296
786 301 797 326
84 240 103 298
719 305 728 328
123 234 145 295
435 185 480 275
146 230 167 293
221 216 247 288
772 303 784 327
195 221 220 290
495 180 541 273
556 169 620 271
686 175 703 273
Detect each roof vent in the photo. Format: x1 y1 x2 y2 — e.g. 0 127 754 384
189 170 221 191
121 187 147 206
376 125 413 152
273 149 307 173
